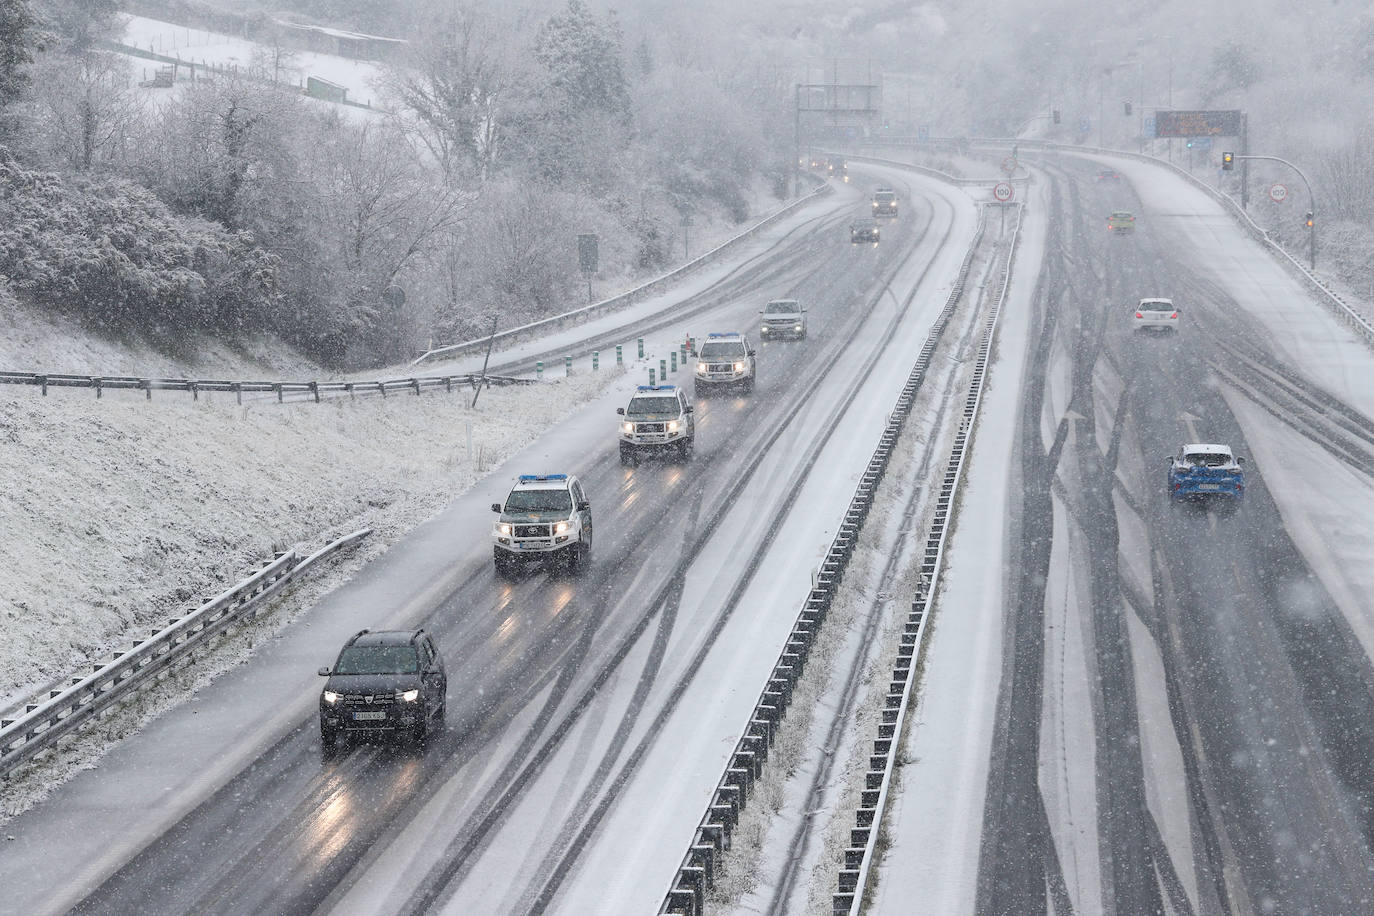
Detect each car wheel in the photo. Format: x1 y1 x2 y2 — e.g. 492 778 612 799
568 540 590 575
679 437 694 461
320 724 341 756
494 552 514 578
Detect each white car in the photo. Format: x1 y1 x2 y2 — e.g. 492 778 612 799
759 299 807 340
695 332 756 394
1133 297 1178 332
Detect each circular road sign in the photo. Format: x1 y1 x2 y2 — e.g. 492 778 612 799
993 182 1014 203
1269 183 1289 204
1001 156 1018 175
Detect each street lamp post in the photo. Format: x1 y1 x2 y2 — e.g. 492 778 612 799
1236 153 1317 270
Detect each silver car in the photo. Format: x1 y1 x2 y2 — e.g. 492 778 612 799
1133 297 1178 332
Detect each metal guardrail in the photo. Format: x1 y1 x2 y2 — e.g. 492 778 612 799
0 529 371 780
0 371 531 402
658 204 990 916
409 180 834 368
832 203 1024 914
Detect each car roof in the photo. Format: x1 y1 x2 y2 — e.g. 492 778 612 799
1111 210 1134 217
705 331 744 340
348 629 420 647
874 187 895 193
512 474 573 490
766 298 800 306
1182 443 1232 455
633 384 681 394
1138 297 1173 305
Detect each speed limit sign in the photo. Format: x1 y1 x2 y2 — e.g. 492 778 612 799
1269 183 1288 203
993 182 1014 202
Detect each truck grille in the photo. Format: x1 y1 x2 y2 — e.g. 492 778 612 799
515 524 551 538
636 422 665 433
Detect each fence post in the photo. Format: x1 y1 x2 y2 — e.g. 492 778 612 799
670 350 677 373
536 361 543 380
593 351 600 371
660 358 667 380
649 368 656 386
638 338 645 359
616 344 623 366
564 355 573 375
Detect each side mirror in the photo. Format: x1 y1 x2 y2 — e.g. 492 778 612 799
1236 456 1246 464
577 500 591 511
616 407 625 415
748 349 756 357
758 309 765 314
491 502 502 513
318 666 332 677
685 405 694 414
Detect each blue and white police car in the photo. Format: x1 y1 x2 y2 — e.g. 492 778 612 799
617 384 695 464
491 474 593 575
694 332 756 394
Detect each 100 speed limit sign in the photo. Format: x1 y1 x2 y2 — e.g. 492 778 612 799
1269 183 1288 203
993 182 1014 202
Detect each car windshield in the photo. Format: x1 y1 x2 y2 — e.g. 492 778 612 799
505 488 573 513
854 219 876 228
1184 452 1230 467
335 645 419 675
1112 211 1132 219
765 301 798 314
700 341 746 360
626 396 679 415
874 192 895 201
1138 301 1170 310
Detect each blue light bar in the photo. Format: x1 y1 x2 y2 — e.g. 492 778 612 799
706 332 741 338
518 474 568 481
635 385 675 391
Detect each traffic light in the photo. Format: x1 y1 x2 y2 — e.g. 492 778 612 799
1222 151 1235 170
1052 108 1061 124
1305 211 1314 229
1123 100 1132 116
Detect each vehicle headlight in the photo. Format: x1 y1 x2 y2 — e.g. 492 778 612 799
400 689 420 703
761 325 769 332
623 421 634 434
497 522 512 537
667 420 678 433
734 362 745 372
322 690 340 705
555 520 569 534
697 363 707 374
795 324 803 331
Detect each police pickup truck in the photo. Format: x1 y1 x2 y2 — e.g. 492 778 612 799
617 384 694 464
491 474 593 574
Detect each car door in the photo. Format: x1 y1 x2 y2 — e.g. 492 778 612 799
419 635 445 711
572 479 592 539
680 392 694 437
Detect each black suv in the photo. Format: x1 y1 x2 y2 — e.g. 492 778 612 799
318 629 446 750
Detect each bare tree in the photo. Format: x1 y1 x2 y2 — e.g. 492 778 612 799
23 50 141 171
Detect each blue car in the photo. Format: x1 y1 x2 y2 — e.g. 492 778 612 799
1167 443 1246 502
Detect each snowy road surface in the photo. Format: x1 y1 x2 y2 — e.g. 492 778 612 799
3 148 1373 916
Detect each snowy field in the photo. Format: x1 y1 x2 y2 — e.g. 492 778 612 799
118 14 387 107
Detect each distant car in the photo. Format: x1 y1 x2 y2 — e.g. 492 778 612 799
1133 297 1178 332
828 158 849 182
318 628 446 751
1108 210 1136 233
759 298 807 340
695 331 756 394
851 218 880 244
872 188 898 217
1097 169 1122 181
491 473 593 575
617 384 695 464
1167 444 1246 504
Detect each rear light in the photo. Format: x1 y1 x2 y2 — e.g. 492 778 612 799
1136 312 1144 318
1169 312 1178 319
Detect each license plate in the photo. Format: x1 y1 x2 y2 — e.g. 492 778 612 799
353 710 386 721
1197 484 1219 491
518 542 546 550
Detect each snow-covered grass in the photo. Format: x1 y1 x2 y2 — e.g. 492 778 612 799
0 299 616 715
